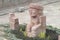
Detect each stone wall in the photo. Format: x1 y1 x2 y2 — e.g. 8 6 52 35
0 0 32 10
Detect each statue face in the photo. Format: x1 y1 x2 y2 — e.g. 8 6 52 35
29 8 39 17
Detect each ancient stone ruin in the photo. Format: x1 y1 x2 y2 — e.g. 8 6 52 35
9 13 19 31
8 3 60 40
26 3 46 37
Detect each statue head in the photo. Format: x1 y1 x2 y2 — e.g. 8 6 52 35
28 3 43 17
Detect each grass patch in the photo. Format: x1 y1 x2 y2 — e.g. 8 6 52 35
0 23 59 40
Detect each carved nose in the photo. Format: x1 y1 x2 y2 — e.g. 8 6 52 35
32 11 36 14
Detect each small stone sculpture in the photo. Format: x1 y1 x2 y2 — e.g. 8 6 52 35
26 3 46 37
9 13 19 31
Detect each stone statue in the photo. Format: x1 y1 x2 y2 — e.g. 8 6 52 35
9 13 19 31
26 3 46 37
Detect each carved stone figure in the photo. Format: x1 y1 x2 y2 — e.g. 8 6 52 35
26 3 46 37
9 13 19 31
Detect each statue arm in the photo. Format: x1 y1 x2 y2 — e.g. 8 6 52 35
26 24 31 32
26 23 33 37
31 24 41 31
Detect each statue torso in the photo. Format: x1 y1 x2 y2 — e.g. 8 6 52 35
31 16 40 25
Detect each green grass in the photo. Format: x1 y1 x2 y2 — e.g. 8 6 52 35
0 23 59 40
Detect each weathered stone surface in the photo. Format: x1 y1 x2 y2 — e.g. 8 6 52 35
58 35 60 40
26 3 46 37
9 13 19 31
0 0 32 10
40 16 46 32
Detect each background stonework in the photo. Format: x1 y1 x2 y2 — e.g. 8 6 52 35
0 0 59 10
0 0 32 10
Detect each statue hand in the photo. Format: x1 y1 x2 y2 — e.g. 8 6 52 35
31 24 41 31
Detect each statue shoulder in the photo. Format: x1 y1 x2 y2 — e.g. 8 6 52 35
39 15 46 18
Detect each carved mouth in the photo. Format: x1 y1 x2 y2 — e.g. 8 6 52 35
32 16 37 18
